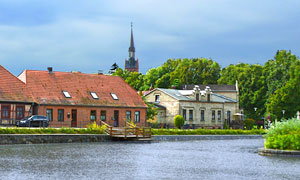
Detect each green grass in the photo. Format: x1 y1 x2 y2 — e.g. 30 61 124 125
265 118 300 150
152 128 266 135
0 124 106 135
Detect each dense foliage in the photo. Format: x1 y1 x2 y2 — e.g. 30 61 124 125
0 124 106 134
114 50 300 121
113 58 220 90
265 118 300 150
152 128 266 135
174 115 185 129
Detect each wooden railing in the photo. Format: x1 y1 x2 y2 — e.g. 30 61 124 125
99 120 112 135
100 120 151 139
125 121 136 128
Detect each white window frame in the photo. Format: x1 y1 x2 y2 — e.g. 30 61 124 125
155 95 160 102
90 92 99 99
111 93 118 100
62 91 71 98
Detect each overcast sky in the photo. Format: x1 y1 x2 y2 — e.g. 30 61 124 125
0 0 299 75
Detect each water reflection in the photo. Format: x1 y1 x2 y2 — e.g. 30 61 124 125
0 139 300 180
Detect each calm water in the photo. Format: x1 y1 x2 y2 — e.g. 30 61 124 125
0 139 300 180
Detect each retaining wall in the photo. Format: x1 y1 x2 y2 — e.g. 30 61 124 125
0 134 111 145
0 134 263 145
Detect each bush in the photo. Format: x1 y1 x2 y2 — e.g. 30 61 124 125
0 125 106 135
152 128 266 135
265 118 300 150
174 115 185 129
243 118 255 130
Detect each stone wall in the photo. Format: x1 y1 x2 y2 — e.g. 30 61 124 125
0 134 111 145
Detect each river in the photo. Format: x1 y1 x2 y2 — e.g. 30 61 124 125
0 138 300 180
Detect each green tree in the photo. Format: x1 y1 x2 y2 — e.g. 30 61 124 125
174 115 185 129
218 63 266 119
267 63 300 119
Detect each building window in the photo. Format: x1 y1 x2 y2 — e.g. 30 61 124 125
227 111 231 121
212 110 215 121
196 93 199 101
100 110 106 121
62 91 71 98
135 111 140 122
16 106 24 120
90 110 96 121
155 95 160 102
207 94 210 102
111 93 118 100
183 109 187 121
126 111 131 121
201 110 205 121
46 109 53 121
189 110 193 121
90 92 99 99
1 105 10 119
58 109 64 121
218 110 221 121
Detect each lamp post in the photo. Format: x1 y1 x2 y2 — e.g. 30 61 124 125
254 107 258 128
282 110 285 120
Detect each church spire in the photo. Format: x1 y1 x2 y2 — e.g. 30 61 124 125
129 22 135 59
125 22 139 72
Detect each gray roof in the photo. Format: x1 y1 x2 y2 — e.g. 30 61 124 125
179 84 236 91
157 88 236 103
158 88 192 101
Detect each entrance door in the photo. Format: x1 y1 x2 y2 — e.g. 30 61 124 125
114 110 119 127
71 109 77 127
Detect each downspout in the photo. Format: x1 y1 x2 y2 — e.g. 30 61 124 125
31 102 34 115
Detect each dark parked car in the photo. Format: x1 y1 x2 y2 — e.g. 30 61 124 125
16 115 49 127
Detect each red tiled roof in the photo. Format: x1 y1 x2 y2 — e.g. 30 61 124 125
0 65 33 102
21 70 147 108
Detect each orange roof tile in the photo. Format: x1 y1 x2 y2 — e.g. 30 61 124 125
21 70 147 108
0 65 33 102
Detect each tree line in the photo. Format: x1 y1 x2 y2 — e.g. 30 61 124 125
113 50 300 121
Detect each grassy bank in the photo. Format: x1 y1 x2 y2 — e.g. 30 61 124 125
152 128 266 135
0 125 106 135
265 118 300 150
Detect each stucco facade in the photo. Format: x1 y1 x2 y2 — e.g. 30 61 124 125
145 84 243 129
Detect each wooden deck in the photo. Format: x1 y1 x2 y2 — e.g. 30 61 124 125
100 121 152 141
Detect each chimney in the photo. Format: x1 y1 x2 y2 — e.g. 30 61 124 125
47 67 53 73
98 70 103 75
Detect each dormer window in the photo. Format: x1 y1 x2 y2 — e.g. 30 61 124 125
62 91 71 98
155 95 160 102
111 93 118 100
207 94 210 102
90 92 99 99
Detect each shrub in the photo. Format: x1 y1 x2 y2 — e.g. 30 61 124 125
174 115 185 129
0 125 106 135
243 118 255 130
152 128 266 135
265 118 300 150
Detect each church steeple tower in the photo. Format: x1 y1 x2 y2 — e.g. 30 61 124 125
129 22 135 59
125 22 139 72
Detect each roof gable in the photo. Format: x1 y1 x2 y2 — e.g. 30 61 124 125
147 88 236 103
179 84 237 91
0 65 32 102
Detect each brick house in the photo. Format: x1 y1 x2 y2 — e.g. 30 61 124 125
0 65 34 125
0 65 148 127
145 83 243 129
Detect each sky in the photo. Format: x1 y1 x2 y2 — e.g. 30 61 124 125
0 0 299 75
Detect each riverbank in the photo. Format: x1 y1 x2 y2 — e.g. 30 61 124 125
0 134 263 145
